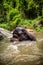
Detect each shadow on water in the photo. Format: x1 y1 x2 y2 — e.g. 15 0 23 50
0 31 43 65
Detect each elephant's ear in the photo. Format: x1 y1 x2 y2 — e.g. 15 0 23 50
27 33 36 41
23 29 36 41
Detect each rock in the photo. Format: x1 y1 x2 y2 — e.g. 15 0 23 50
26 29 35 35
10 27 36 42
0 32 4 40
0 28 12 38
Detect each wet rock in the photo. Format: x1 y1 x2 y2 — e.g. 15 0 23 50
0 28 12 38
0 32 4 40
10 27 36 42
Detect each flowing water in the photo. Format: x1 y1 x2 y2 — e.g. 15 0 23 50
0 31 43 65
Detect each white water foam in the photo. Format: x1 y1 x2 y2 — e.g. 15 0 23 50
6 45 20 53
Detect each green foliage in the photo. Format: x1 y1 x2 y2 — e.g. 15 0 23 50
0 0 43 31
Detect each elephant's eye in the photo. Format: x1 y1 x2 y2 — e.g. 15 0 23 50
22 29 26 32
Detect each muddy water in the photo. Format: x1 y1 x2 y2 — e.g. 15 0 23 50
0 31 43 65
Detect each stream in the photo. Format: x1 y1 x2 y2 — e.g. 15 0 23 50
0 29 43 65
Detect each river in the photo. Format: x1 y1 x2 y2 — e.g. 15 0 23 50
0 31 43 65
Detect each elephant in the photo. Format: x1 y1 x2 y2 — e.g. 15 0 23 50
10 27 36 42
